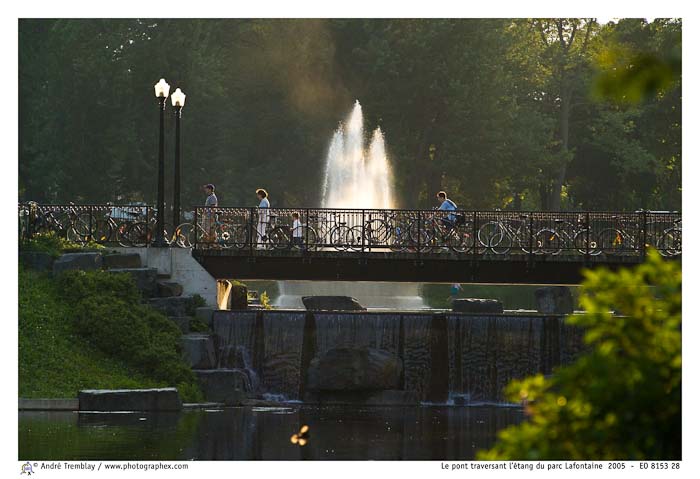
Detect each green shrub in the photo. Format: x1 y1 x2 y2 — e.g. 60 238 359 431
56 270 202 401
478 250 681 460
189 317 210 333
20 231 104 258
185 294 207 316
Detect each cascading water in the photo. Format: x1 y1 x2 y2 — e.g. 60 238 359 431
275 100 425 309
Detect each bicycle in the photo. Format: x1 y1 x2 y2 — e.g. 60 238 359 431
657 218 681 257
406 210 474 253
477 213 542 255
174 210 233 248
532 215 602 256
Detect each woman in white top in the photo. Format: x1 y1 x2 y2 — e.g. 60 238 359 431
256 188 270 248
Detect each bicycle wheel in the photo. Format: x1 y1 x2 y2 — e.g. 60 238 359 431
269 227 291 250
231 224 250 249
597 228 625 255
126 221 151 247
172 223 194 248
478 222 510 254
116 222 132 247
94 218 114 244
346 226 365 251
447 227 474 253
573 229 602 256
407 219 434 252
534 229 562 255
72 212 97 242
214 222 233 248
329 225 350 251
389 224 409 252
658 228 681 257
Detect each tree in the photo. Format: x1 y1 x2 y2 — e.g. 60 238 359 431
478 251 681 460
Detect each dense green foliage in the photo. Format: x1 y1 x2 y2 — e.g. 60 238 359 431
56 271 202 401
19 267 202 402
478 250 681 460
20 232 105 258
19 19 680 211
19 268 162 397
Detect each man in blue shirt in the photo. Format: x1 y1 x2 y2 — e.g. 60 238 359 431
436 190 458 227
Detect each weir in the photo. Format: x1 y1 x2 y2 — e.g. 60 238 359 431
209 309 585 404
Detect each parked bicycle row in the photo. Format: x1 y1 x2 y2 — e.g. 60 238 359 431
18 203 681 257
187 206 681 257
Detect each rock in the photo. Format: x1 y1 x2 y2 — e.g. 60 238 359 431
193 369 250 405
107 268 157 296
302 296 366 311
169 316 190 334
195 307 215 328
103 253 142 269
452 298 504 314
307 347 402 391
535 286 574 315
157 281 183 297
52 252 103 275
148 296 191 317
231 284 248 310
181 334 216 369
78 388 182 411
19 251 54 272
309 390 419 406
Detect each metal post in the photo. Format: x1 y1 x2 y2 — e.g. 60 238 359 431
472 210 477 260
88 205 93 242
528 213 534 264
304 208 309 252
585 212 591 260
640 210 647 261
361 209 366 253
172 104 182 234
249 207 255 255
193 207 198 250
153 96 167 247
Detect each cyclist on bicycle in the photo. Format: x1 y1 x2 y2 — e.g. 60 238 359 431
436 191 458 228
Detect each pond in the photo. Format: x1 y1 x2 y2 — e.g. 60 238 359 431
19 405 523 460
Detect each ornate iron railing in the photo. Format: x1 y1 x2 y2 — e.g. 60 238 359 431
18 203 681 258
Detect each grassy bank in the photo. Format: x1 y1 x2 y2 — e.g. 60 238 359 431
19 266 202 402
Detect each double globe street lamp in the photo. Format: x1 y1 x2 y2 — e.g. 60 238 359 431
153 78 186 247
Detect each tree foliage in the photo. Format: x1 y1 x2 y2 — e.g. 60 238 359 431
478 250 681 460
19 19 681 211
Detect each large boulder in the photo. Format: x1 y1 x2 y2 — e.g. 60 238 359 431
78 388 182 411
52 252 103 275
535 286 574 315
148 296 191 317
107 268 157 296
307 347 402 391
452 298 504 314
19 251 54 272
181 334 217 369
157 281 184 298
193 369 250 405
302 296 366 311
103 253 142 269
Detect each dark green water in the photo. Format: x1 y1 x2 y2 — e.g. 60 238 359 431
19 405 523 460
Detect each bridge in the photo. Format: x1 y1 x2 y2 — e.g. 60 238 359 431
19 204 681 284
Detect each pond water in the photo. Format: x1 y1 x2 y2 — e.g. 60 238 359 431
19 405 523 460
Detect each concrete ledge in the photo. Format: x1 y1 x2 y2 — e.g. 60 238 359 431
78 388 182 411
19 398 79 411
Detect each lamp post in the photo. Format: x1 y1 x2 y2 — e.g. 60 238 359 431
171 88 186 232
153 78 170 247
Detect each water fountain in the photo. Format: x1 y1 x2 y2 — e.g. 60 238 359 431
275 101 425 309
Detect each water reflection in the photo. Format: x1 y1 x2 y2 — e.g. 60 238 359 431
19 406 522 461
